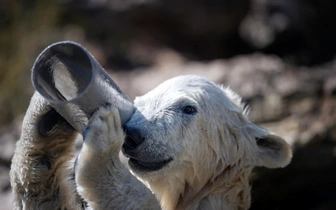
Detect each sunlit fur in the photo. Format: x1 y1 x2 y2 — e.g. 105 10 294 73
122 75 292 209
10 93 82 210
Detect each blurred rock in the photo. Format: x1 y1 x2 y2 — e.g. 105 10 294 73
0 115 22 168
241 0 336 65
63 0 251 64
0 116 21 210
0 166 12 210
59 0 336 65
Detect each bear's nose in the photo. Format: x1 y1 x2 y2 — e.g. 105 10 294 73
123 125 145 150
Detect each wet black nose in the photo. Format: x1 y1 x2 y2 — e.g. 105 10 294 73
123 125 145 150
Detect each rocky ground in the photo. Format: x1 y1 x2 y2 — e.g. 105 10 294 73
1 0 336 209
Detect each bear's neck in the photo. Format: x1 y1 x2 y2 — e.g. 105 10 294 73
148 166 253 210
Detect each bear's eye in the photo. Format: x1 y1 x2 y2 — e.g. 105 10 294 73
182 105 197 115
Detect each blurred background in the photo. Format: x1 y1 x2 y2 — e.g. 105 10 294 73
1 0 336 209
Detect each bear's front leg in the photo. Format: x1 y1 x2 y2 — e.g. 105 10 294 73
10 92 83 210
76 106 161 210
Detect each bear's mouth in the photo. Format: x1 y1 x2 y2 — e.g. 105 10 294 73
128 158 173 172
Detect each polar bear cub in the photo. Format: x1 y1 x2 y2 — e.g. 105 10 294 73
75 75 292 210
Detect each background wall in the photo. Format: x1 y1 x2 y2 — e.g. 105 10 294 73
1 0 336 209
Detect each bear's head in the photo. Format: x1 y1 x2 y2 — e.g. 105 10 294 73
122 75 292 186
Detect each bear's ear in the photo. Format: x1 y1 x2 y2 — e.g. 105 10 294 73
247 124 292 168
255 133 292 168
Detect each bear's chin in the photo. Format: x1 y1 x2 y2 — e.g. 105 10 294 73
128 158 173 172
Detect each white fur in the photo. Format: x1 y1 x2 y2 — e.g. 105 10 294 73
76 75 292 210
11 75 292 210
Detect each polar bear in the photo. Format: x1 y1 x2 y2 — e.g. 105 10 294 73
10 75 292 210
